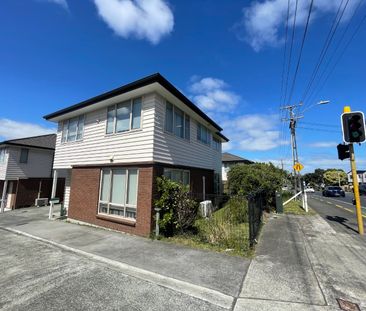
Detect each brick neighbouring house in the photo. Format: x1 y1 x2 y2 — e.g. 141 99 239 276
0 134 65 211
44 73 229 237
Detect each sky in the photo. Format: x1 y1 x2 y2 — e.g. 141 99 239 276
1 0 366 173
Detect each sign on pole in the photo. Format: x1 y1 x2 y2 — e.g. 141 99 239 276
293 162 304 172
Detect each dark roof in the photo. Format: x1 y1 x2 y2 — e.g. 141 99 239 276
348 170 366 174
0 134 56 150
222 152 253 163
43 73 229 142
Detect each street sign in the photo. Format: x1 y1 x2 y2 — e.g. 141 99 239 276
293 162 304 172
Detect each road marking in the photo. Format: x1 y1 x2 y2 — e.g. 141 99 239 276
326 201 332 205
0 226 234 309
333 204 366 218
313 194 366 210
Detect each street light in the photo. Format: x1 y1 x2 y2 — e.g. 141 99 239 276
302 100 330 113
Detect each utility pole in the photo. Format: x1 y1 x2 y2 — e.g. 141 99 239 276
281 103 303 194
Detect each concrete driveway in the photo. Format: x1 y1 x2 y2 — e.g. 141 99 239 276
0 206 250 310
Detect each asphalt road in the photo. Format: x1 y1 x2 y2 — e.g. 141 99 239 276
0 229 227 311
308 192 366 236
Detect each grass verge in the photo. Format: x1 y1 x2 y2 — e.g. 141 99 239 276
284 199 316 215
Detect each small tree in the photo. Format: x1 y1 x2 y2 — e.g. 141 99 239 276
228 163 285 207
155 177 198 236
323 169 347 186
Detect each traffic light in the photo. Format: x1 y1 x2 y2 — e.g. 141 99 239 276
341 111 365 143
337 143 350 160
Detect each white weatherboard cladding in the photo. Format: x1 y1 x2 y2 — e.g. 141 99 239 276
0 148 8 180
63 169 71 209
5 147 54 180
53 94 155 169
153 94 222 174
52 92 222 176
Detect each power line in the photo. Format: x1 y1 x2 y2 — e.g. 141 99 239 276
299 121 339 128
283 0 298 106
297 126 341 133
305 6 366 106
280 0 291 107
300 0 350 110
304 0 363 105
286 0 314 106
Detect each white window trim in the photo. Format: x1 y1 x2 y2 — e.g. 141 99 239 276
105 97 142 135
61 115 85 143
164 101 190 141
0 148 6 163
98 167 139 220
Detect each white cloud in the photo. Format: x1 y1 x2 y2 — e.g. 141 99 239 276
221 114 288 151
93 0 174 44
189 77 241 113
0 119 56 141
236 0 361 51
308 141 338 148
41 0 69 10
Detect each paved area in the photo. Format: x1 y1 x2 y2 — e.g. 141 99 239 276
309 193 366 235
0 230 227 311
1 205 366 310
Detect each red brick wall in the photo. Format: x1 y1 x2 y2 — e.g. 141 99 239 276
68 166 154 237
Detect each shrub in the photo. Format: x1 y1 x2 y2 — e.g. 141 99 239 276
228 163 285 208
155 177 198 236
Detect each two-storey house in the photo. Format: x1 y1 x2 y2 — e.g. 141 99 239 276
0 134 65 211
44 73 228 236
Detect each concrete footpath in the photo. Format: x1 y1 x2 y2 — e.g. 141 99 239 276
0 206 365 310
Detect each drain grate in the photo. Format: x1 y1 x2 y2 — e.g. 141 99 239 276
337 298 360 311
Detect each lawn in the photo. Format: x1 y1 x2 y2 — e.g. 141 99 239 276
161 197 253 257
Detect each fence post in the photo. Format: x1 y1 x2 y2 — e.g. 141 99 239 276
155 208 161 238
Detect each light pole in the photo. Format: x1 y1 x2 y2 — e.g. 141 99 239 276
281 100 330 194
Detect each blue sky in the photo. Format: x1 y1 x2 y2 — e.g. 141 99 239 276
0 0 365 173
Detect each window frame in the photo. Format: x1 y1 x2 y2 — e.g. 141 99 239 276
164 101 190 141
19 148 29 164
163 168 190 186
61 115 85 143
212 137 221 151
106 97 142 135
98 167 139 220
0 148 6 163
197 123 211 146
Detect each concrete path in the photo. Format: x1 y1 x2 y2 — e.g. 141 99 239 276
236 213 366 311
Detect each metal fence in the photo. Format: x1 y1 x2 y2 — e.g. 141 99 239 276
247 190 266 247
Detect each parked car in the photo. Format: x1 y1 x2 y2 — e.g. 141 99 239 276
305 187 315 193
322 186 345 197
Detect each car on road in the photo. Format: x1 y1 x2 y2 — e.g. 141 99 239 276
322 186 345 197
305 187 315 193
358 184 366 196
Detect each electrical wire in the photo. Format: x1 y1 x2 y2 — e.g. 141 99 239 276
286 0 314 106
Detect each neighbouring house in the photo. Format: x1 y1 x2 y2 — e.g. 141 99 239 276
0 134 65 211
347 170 366 184
222 152 253 183
44 73 228 237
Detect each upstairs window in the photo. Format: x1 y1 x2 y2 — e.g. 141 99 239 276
61 115 85 143
106 98 142 134
197 123 211 145
212 137 221 151
165 102 190 140
0 148 6 163
19 148 29 164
